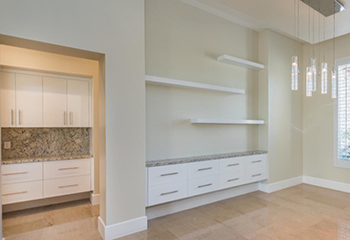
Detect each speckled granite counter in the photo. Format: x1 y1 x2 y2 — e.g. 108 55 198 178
2 154 93 165
146 150 268 167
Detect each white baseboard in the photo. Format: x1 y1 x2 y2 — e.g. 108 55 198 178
303 176 350 193
146 182 259 220
259 176 304 193
90 193 100 205
98 216 147 240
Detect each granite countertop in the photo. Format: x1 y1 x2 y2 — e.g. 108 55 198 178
146 150 268 167
2 154 94 165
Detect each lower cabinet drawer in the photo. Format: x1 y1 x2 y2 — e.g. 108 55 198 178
220 171 245 189
44 159 91 180
44 175 91 198
148 181 187 206
2 163 43 185
2 181 43 205
245 167 267 183
188 175 220 197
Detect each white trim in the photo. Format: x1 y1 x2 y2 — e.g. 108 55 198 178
217 54 265 70
191 118 264 125
258 176 303 193
146 182 259 220
98 216 148 240
303 176 350 193
90 193 100 205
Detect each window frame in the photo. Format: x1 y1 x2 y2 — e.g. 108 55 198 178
334 56 350 169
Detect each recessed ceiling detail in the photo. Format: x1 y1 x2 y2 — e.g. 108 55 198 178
301 0 346 17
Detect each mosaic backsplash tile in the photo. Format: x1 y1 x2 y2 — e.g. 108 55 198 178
2 128 90 159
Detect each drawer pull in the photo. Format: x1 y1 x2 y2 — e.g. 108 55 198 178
228 163 239 167
198 167 212 171
58 184 79 189
58 167 79 171
160 172 178 177
3 172 28 176
252 174 262 177
198 183 212 188
228 178 240 182
3 191 27 197
252 160 262 163
160 190 178 196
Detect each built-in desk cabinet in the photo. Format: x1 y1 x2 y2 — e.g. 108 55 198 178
0 70 91 128
146 154 268 207
1 158 93 205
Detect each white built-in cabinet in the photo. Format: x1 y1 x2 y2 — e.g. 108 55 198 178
0 69 91 128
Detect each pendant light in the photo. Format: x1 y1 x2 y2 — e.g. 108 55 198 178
332 2 337 99
321 16 328 94
311 10 317 92
306 67 313 97
291 0 299 91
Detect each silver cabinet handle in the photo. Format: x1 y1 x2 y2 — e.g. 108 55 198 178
11 109 14 126
198 167 212 171
58 167 79 171
160 190 178 196
59 184 78 189
252 160 262 163
228 163 239 167
3 191 27 197
198 183 212 188
3 172 27 176
252 174 262 177
64 111 67 125
18 110 22 125
69 111 73 125
228 178 240 182
160 172 178 177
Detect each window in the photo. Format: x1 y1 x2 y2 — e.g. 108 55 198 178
335 57 350 168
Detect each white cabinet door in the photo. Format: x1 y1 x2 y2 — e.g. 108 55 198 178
43 77 67 127
16 74 43 127
67 79 89 127
1 72 16 127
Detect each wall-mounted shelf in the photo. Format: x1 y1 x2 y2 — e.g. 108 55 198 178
217 55 265 70
146 75 245 94
191 118 265 125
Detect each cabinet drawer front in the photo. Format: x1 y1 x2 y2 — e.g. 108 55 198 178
44 175 91 198
148 164 187 186
2 181 43 205
220 158 245 174
187 161 220 180
2 163 42 185
245 155 267 170
220 171 245 190
245 167 267 183
148 180 187 206
44 159 91 180
188 175 220 197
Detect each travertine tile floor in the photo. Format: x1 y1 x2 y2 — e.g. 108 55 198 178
5 184 350 240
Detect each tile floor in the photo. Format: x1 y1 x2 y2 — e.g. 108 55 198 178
4 184 350 240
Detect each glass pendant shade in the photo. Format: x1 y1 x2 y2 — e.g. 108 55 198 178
311 58 317 91
321 62 328 94
291 56 299 90
332 70 337 99
306 67 313 97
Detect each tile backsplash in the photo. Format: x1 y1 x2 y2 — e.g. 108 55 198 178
2 128 90 159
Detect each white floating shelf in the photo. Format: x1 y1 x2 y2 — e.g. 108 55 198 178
217 54 265 70
191 118 265 125
146 75 245 94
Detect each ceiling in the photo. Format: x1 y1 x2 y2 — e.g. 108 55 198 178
180 0 350 44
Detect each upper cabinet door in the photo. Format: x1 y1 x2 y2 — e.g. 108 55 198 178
1 72 16 128
43 77 67 127
16 74 43 127
67 79 89 127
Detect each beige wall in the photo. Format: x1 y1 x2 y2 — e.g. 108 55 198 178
259 30 304 183
0 45 100 193
0 0 146 227
146 0 259 160
303 33 350 183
